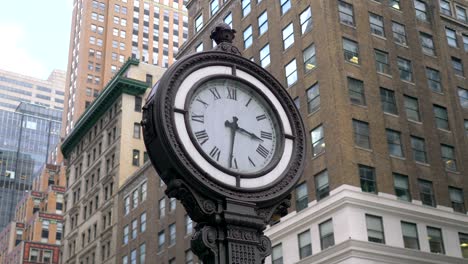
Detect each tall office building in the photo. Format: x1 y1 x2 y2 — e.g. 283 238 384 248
0 68 65 112
172 0 468 263
62 0 188 136
0 103 62 230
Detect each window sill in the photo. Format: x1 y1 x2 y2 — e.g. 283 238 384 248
437 128 452 133
371 34 386 40
339 23 357 29
415 161 430 167
350 103 367 109
389 155 405 161
407 119 422 125
311 151 325 160
354 146 372 152
344 61 360 67
400 80 415 86
423 53 438 59
377 72 392 78
445 169 460 174
383 112 399 118
395 43 409 49
307 108 320 117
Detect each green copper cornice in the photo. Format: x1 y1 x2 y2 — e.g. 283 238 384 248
61 59 148 158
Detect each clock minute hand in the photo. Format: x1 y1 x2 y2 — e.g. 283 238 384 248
236 126 263 142
224 117 239 168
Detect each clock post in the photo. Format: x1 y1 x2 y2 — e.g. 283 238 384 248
142 23 306 264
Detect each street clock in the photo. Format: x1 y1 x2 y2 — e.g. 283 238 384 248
142 24 305 263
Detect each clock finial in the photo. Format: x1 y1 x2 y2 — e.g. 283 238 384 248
210 23 241 55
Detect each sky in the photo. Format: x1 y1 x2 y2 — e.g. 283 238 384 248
0 0 73 80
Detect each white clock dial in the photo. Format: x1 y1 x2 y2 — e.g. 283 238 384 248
187 78 280 174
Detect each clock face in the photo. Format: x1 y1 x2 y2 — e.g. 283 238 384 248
187 78 281 175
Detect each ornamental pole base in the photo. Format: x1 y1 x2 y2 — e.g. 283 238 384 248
191 199 272 264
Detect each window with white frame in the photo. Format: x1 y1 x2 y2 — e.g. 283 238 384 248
259 43 270 68
311 125 324 156
282 23 294 50
300 7 312 34
284 59 297 87
369 13 385 37
258 11 268 35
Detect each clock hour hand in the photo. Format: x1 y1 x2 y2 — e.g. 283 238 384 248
237 126 263 142
225 117 239 168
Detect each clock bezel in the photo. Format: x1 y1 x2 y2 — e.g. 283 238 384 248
184 74 285 178
144 50 306 204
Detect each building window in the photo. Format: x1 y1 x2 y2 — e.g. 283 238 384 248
169 223 176 246
441 144 457 171
338 0 355 26
353 119 370 149
374 50 390 75
359 165 376 193
459 233 468 258
394 173 411 201
159 198 166 218
123 225 129 244
452 57 464 76
282 23 294 50
140 212 147 232
224 12 232 27
195 14 203 32
139 182 147 202
380 88 398 115
131 219 137 239
465 120 468 135
319 219 334 250
30 249 39 262
307 83 320 114
369 13 385 37
260 44 270 68
41 220 50 242
449 187 465 213
410 136 427 163
258 11 268 35
311 125 325 157
185 215 193 234
158 230 165 252
303 44 317 72
392 23 408 47
348 77 365 105
210 0 219 16
457 5 468 22
390 0 400 9
132 150 140 166
140 243 146 264
185 250 193 264
440 0 452 16
300 7 312 34
445 27 458 47
243 25 253 49
298 230 312 259
397 57 413 82
418 179 435 207
386 129 403 157
343 38 359 64
169 197 176 211
315 170 329 200
195 42 203 52
426 68 442 93
404 96 420 122
295 182 308 211
401 222 420 249
124 196 130 215
280 0 291 15
272 244 283 264
133 123 141 139
433 105 449 130
420 32 435 55
132 190 138 209
427 227 445 254
242 0 251 17
414 0 428 21
459 88 468 108
366 215 385 244
134 96 142 112
43 251 52 263
285 59 297 87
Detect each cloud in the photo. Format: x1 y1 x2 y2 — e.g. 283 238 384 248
0 24 49 79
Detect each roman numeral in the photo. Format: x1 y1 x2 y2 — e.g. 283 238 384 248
191 114 204 123
194 130 209 145
261 131 272 140
227 88 237 100
256 114 266 121
256 144 269 159
209 88 221 100
245 97 252 107
232 157 238 169
209 146 221 161
248 156 256 167
196 98 209 108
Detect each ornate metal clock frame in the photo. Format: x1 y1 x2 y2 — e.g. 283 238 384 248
142 24 306 264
